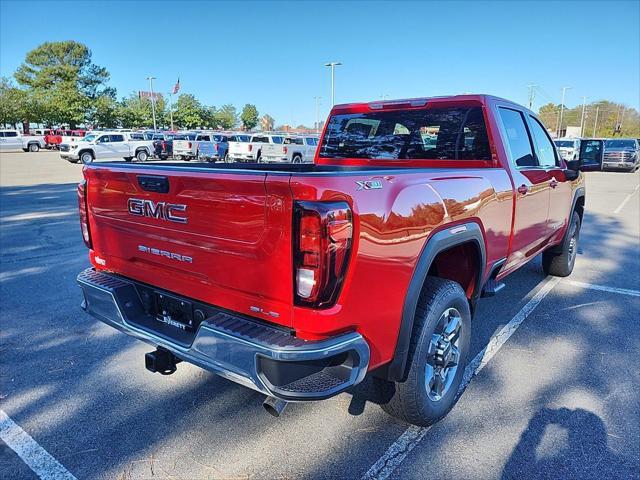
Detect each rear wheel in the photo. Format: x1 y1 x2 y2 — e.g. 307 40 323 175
542 213 581 277
292 154 302 164
378 277 471 426
28 143 40 152
80 151 94 164
135 150 148 162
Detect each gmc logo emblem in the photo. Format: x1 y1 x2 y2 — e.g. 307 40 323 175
127 198 188 224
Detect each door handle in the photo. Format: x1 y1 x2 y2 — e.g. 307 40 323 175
550 178 559 189
517 184 529 195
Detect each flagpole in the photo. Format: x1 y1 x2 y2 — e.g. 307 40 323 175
169 93 175 131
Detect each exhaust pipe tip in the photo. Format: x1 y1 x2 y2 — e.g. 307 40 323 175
263 396 288 417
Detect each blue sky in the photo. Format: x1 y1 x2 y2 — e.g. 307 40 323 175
1 0 639 126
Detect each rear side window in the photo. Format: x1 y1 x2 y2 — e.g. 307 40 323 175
528 116 557 167
5 131 18 137
319 107 491 160
110 135 124 142
498 108 536 167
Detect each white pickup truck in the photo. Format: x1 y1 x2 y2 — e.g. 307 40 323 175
228 133 285 162
59 132 154 163
260 135 319 163
172 132 199 160
0 129 46 152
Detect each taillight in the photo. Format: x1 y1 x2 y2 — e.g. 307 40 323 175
294 201 353 308
248 144 253 152
187 141 192 149
283 146 288 154
161 141 167 151
77 180 92 249
214 143 218 152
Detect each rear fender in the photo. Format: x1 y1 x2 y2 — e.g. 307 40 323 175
384 222 486 381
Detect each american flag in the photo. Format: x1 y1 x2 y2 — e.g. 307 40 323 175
172 77 180 95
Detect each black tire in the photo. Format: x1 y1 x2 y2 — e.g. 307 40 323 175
80 151 94 164
28 143 40 152
256 152 261 162
23 148 29 152
66 158 79 164
135 150 148 162
542 213 581 277
292 154 302 164
378 277 471 427
124 156 133 162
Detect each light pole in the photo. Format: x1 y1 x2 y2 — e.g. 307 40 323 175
324 62 342 106
557 86 571 138
527 84 537 109
579 96 588 137
146 76 157 131
592 102 603 137
314 96 322 133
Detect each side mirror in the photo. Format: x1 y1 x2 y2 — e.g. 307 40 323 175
565 159 580 171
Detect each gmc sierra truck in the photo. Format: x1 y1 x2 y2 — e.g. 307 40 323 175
76 95 586 426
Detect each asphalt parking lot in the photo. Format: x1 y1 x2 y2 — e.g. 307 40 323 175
1 151 639 480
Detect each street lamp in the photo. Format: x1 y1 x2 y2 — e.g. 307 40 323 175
557 86 572 138
324 62 342 106
146 76 157 131
314 96 322 133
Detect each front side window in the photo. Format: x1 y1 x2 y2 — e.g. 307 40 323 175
5 131 18 137
528 116 557 167
498 108 536 167
319 106 491 160
97 136 110 143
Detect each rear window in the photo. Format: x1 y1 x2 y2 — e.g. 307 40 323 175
130 133 144 140
213 135 227 142
272 136 284 144
175 134 197 140
231 135 250 142
284 137 304 145
554 140 577 148
319 107 491 160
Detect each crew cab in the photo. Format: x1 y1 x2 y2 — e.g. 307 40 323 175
60 131 154 163
228 133 284 162
261 136 319 163
75 95 586 426
0 129 46 152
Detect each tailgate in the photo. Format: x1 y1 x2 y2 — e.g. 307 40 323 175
83 165 294 327
261 144 283 157
229 142 248 155
173 140 192 151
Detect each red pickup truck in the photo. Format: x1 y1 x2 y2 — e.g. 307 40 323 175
76 95 586 426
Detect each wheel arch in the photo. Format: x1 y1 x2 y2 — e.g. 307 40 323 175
384 222 486 381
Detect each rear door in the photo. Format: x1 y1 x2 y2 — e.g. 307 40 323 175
526 115 573 237
497 107 552 270
84 165 294 326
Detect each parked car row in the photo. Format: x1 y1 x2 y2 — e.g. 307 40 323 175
554 137 639 172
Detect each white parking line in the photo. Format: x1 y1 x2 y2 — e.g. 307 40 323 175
565 280 640 297
0 410 77 480
362 277 561 480
613 183 639 214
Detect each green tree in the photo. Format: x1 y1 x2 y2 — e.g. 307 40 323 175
14 41 111 127
0 77 26 127
119 93 166 129
214 104 237 129
240 104 259 130
89 95 120 128
173 94 204 129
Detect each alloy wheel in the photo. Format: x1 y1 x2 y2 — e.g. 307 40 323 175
425 307 462 401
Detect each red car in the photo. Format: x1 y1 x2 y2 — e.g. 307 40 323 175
76 95 585 426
